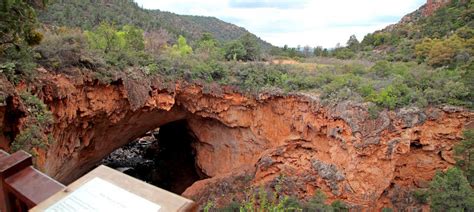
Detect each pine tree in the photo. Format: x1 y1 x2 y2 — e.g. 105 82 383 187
455 130 474 186
429 167 474 211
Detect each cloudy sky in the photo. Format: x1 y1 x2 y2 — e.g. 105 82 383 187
133 0 425 48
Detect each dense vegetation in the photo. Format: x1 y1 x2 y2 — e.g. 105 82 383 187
25 22 471 111
269 0 473 108
204 177 350 212
11 91 54 155
37 0 272 49
0 0 46 81
3 0 473 110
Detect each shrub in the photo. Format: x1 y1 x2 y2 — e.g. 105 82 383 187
219 201 240 212
0 45 37 83
85 22 151 68
302 190 333 211
215 182 349 212
454 130 474 186
428 167 474 211
367 104 381 120
369 81 413 109
0 62 18 84
412 189 429 204
35 27 105 70
320 74 363 103
203 201 214 212
331 200 349 212
224 40 247 61
334 48 355 60
11 91 54 154
168 35 193 58
370 60 393 78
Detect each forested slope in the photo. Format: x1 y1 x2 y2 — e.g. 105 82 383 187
38 0 272 48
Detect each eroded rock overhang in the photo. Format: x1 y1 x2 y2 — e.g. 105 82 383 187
1 70 472 208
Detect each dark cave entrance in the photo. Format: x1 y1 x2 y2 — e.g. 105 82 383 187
101 120 207 194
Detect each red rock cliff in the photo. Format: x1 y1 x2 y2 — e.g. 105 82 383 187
424 0 451 16
397 0 451 24
0 69 472 210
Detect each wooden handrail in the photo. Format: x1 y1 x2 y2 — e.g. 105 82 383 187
0 150 65 212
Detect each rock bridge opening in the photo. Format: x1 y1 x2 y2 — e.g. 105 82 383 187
101 119 207 194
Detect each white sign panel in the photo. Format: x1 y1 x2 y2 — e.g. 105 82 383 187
45 177 161 212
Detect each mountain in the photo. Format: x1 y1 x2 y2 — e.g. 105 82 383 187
359 0 473 63
38 0 273 49
379 0 472 39
383 0 461 33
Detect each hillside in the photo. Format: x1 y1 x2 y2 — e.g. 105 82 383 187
360 0 473 62
38 0 273 49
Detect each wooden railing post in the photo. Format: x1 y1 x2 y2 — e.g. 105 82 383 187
0 150 9 212
0 150 65 212
0 150 33 212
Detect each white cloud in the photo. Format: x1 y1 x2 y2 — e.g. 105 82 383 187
134 0 425 48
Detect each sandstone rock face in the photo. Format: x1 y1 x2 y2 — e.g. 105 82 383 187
423 0 451 17
386 0 451 31
1 70 472 210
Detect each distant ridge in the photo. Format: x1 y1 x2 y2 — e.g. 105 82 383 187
38 0 273 49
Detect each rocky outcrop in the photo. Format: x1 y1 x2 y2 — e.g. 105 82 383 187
0 68 472 210
384 0 451 32
423 0 451 17
398 0 451 24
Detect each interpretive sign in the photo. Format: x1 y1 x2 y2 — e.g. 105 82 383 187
45 178 161 212
31 165 195 212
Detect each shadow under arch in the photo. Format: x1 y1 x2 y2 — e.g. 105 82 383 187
102 119 208 194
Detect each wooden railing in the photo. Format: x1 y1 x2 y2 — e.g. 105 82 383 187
0 150 65 212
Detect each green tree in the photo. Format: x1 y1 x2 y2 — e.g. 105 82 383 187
373 33 386 46
224 40 246 61
346 34 360 51
429 167 474 211
239 33 261 61
415 38 435 62
455 130 474 186
85 22 122 54
118 25 145 51
195 32 222 60
361 33 375 47
169 35 193 57
370 82 412 109
85 22 148 67
314 46 324 57
0 0 46 54
1 0 46 80
427 35 462 67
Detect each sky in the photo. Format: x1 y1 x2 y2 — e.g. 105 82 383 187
133 0 426 48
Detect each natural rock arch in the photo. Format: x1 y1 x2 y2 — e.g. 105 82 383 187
12 73 471 209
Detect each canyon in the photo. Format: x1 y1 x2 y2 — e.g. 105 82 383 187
0 68 472 210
